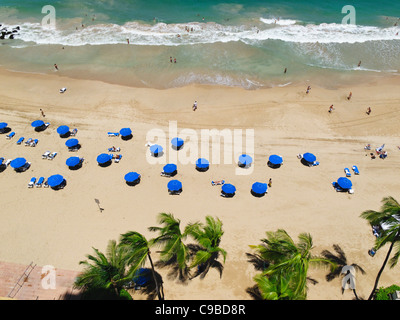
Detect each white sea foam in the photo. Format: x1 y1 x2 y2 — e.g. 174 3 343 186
259 18 297 26
10 20 400 47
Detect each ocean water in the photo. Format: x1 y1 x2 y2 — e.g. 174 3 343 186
0 0 400 89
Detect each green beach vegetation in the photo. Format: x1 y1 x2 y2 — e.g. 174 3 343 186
74 196 400 300
74 214 226 300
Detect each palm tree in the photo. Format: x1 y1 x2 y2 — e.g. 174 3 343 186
186 216 227 279
250 229 336 299
250 271 301 300
119 231 164 300
149 213 199 281
360 196 400 300
321 244 366 300
74 240 132 299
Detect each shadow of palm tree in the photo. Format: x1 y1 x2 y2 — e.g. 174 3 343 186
187 244 224 280
245 252 270 271
321 244 366 299
155 256 190 284
126 268 165 300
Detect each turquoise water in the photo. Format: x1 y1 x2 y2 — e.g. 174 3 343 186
1 0 400 88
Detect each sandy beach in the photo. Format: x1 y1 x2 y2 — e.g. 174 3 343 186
0 67 400 300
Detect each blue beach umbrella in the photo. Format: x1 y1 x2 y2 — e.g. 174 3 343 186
65 138 79 148
222 183 236 195
252 182 268 195
163 164 177 174
0 122 7 129
47 174 64 187
196 158 209 170
66 156 80 167
124 172 141 183
120 128 132 137
97 153 112 164
268 155 283 166
31 120 44 128
303 153 316 163
337 177 352 190
57 125 70 135
150 144 163 155
171 137 184 148
10 157 27 169
238 154 253 166
167 179 182 192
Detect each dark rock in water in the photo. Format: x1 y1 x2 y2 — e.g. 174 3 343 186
9 34 14 39
12 29 18 33
15 26 20 30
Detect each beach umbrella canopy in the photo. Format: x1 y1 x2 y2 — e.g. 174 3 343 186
167 179 182 191
163 164 177 174
303 153 316 163
31 120 45 128
47 174 64 187
65 138 79 148
238 154 253 166
171 137 184 148
196 158 209 169
57 125 70 135
10 157 27 169
337 177 352 190
120 128 132 137
66 156 80 167
97 153 112 164
222 183 236 194
150 144 163 154
252 182 268 194
0 122 7 129
124 172 140 183
269 155 283 165
133 268 151 286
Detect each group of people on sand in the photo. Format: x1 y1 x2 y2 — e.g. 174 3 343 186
365 144 388 160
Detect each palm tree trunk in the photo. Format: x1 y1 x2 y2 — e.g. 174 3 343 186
368 241 395 300
148 252 164 300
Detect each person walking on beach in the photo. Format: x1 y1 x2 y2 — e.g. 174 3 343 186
358 61 361 67
193 101 198 111
126 38 129 44
174 58 177 63
40 108 45 117
329 105 334 113
347 92 352 100
284 67 287 74
170 56 173 63
268 178 272 188
366 107 371 115
54 64 58 71
306 86 311 94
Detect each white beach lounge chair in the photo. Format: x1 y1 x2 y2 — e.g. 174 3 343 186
352 165 360 175
24 138 33 146
344 168 351 177
35 177 44 187
60 87 67 93
30 139 39 147
42 151 50 159
6 132 15 139
28 177 36 188
4 159 12 166
16 137 24 145
48 152 57 160
108 132 119 137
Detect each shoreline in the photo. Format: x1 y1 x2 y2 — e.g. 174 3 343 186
1 67 400 300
